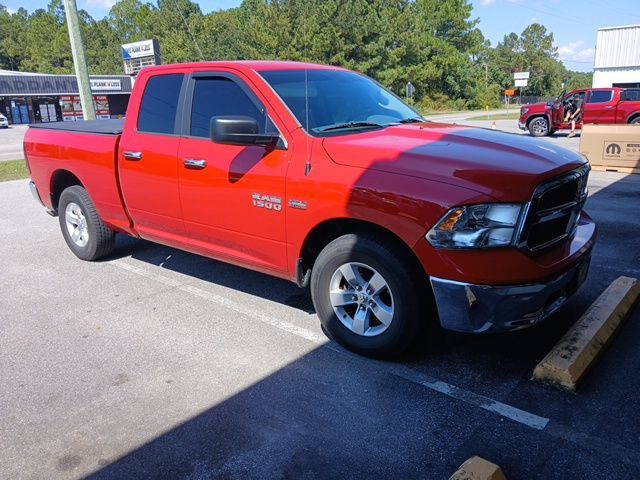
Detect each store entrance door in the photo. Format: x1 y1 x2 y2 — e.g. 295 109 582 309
10 98 30 124
33 97 62 123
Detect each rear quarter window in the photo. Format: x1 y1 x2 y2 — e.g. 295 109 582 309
621 90 640 102
587 90 614 103
138 74 184 134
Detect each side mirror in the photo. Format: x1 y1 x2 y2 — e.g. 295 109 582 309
210 116 280 147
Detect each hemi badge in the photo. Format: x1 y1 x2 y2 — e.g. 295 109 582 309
288 199 307 210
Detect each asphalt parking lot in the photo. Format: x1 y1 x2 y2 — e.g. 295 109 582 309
2 128 640 479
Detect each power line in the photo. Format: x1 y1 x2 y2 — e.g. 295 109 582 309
170 0 204 61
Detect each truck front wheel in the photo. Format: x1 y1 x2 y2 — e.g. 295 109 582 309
310 234 426 358
528 117 549 137
58 185 115 261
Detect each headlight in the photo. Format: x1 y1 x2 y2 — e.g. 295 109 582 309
426 204 523 249
521 107 529 115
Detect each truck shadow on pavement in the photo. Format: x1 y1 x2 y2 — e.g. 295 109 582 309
109 234 317 315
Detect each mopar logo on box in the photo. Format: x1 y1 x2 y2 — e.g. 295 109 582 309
604 141 640 160
605 143 621 155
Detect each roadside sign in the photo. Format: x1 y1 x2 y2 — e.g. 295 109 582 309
515 79 528 87
122 39 161 75
514 71 530 80
504 89 516 96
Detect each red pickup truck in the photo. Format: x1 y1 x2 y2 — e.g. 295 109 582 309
25 61 596 357
519 87 640 136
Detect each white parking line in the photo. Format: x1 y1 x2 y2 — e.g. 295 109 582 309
112 259 326 344
112 257 550 431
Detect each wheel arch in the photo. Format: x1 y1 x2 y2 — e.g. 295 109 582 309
296 218 426 287
50 170 84 213
627 112 640 123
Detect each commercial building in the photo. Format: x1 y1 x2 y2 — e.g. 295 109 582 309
0 71 132 124
593 24 640 89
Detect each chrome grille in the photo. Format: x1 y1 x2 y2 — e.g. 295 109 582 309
518 164 590 252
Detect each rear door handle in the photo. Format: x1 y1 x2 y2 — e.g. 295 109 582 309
184 159 207 169
123 151 143 161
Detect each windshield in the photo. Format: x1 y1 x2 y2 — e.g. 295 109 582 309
260 69 422 135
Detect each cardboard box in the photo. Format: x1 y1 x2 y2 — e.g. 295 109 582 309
579 124 640 174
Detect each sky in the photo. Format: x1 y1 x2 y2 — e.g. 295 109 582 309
4 0 640 72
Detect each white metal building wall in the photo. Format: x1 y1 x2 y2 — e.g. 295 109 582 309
593 24 640 88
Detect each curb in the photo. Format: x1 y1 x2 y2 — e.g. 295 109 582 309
449 456 507 480
533 276 640 391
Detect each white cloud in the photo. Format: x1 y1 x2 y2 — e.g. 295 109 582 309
530 16 539 23
6 7 16 14
82 0 116 9
480 0 496 6
557 40 596 64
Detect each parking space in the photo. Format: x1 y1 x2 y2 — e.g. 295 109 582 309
1 164 639 479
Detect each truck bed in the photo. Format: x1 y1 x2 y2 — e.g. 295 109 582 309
24 120 133 234
29 118 124 135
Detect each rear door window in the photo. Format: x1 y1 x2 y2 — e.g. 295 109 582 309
138 74 184 134
587 90 614 103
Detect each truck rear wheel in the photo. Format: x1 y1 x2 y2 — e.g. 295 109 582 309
310 234 426 358
528 117 549 137
58 185 115 261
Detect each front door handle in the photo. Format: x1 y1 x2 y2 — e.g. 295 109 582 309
184 159 207 169
123 151 143 161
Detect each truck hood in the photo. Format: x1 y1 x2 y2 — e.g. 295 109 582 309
321 122 587 201
523 102 553 115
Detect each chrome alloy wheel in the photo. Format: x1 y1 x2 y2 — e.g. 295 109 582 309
64 202 89 248
530 118 548 135
329 262 395 336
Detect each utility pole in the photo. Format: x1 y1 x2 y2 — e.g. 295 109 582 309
63 0 96 120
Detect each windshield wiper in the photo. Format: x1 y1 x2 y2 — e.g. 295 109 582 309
317 121 384 132
397 117 425 124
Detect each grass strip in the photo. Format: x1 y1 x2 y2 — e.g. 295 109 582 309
0 159 29 182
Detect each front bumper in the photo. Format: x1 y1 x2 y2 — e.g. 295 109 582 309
430 253 591 333
518 120 526 130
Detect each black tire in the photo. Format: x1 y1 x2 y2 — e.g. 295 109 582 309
630 117 640 125
528 116 549 137
58 185 115 261
310 234 429 358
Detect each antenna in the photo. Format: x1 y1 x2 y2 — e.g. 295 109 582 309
304 67 311 175
303 2 312 176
